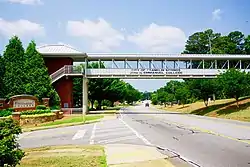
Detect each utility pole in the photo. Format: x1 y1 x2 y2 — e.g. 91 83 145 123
207 34 212 54
207 34 216 102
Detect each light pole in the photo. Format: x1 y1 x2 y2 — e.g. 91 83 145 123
207 34 212 54
207 34 216 101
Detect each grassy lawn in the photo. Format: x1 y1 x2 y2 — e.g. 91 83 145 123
40 115 104 127
158 97 250 122
22 115 104 132
17 145 107 167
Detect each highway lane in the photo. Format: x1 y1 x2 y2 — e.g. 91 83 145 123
18 105 250 167
121 105 250 167
18 116 145 149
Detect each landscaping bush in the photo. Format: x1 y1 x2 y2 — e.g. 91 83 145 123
0 118 25 166
36 105 47 110
0 109 13 117
20 109 52 115
104 106 122 110
21 112 55 118
50 105 60 110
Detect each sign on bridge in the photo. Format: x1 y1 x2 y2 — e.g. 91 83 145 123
130 69 183 75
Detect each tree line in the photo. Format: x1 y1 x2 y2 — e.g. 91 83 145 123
152 69 250 107
0 36 60 106
0 36 142 109
152 29 250 107
73 63 142 110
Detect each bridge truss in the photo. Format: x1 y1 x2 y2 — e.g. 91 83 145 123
50 54 250 83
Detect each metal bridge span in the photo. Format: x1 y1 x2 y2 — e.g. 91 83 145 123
50 54 250 83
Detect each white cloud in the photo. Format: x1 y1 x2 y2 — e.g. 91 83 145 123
127 23 186 53
7 0 42 5
0 18 45 38
212 9 222 20
67 18 124 52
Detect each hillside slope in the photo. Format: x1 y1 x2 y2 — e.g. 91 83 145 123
158 97 250 122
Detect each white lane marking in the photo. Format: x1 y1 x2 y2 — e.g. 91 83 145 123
90 123 97 144
97 135 138 144
119 114 152 146
72 130 87 140
18 132 32 140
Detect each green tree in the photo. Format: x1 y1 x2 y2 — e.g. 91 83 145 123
106 79 127 106
175 86 191 106
151 93 158 105
24 41 58 104
124 83 141 105
228 31 244 54
218 68 250 107
0 56 5 97
187 79 217 107
166 93 175 106
156 88 168 106
73 64 85 107
244 35 250 54
0 118 25 167
3 36 26 98
183 29 221 54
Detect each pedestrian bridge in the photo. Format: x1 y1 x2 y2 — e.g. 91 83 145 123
50 53 250 83
37 44 250 112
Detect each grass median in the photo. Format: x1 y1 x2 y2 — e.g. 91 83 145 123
41 114 104 127
17 145 107 167
22 114 104 132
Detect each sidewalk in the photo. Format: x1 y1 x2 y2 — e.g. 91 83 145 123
104 144 175 167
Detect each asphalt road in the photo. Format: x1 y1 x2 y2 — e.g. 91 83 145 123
18 105 250 167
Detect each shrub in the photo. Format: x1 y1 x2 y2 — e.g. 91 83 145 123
21 113 55 118
36 105 47 110
0 109 12 117
20 109 52 115
7 108 15 112
0 118 25 166
50 105 60 110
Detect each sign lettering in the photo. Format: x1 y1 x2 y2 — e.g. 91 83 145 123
130 69 183 75
13 99 35 108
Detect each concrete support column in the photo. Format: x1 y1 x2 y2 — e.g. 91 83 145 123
82 77 88 116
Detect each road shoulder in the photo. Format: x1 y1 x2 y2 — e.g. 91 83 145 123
104 144 175 167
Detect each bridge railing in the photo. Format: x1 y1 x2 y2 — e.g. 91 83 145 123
50 66 66 82
50 65 83 83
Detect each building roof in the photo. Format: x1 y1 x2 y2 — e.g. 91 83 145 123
37 44 87 61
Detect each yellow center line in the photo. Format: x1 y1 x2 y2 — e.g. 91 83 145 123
141 113 250 145
186 115 250 130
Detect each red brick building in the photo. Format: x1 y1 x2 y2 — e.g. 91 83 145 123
37 44 87 108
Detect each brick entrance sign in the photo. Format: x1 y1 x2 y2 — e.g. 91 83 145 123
9 95 39 112
0 98 8 109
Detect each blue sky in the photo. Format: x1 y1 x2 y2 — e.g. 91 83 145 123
0 0 250 92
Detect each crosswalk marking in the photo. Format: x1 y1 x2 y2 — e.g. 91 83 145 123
97 135 139 144
90 123 97 144
94 130 133 138
72 130 86 140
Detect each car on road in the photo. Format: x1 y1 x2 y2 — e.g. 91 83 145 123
145 102 149 107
